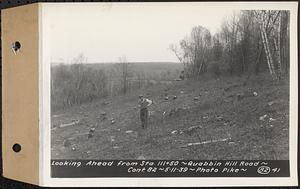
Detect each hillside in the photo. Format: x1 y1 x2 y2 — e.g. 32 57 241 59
51 72 289 160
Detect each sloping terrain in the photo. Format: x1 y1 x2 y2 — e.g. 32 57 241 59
51 72 289 160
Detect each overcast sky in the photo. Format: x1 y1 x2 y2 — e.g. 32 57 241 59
44 3 235 63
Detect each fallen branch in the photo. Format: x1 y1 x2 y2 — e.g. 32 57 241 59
59 120 80 128
180 138 231 148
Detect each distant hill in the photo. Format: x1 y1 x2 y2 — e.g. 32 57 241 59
51 62 184 75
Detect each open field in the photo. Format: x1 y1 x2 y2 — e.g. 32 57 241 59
51 71 289 160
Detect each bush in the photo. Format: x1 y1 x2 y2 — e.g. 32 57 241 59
208 60 221 77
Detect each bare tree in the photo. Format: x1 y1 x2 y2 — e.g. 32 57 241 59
254 10 282 80
117 55 130 94
170 25 212 78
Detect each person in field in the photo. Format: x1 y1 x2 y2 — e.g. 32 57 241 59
138 95 153 128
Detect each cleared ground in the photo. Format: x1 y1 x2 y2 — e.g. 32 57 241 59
51 72 289 160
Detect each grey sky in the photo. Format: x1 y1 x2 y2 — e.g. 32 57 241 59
44 3 235 63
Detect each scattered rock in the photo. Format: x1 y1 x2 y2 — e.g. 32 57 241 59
71 146 77 151
110 119 115 124
194 96 200 101
268 101 275 106
203 115 209 119
102 101 110 106
110 136 115 142
216 115 223 121
259 114 268 121
137 155 146 160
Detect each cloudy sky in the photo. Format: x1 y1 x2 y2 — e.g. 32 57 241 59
44 3 236 63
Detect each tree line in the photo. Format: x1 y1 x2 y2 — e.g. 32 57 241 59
51 54 181 111
170 10 290 81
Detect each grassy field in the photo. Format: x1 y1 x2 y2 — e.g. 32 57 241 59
51 71 289 160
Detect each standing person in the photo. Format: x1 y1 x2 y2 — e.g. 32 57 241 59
138 95 152 128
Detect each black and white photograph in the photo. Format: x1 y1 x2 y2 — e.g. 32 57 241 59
1 1 298 187
50 3 291 160
44 2 298 183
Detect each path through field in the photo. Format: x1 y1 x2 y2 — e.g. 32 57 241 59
51 72 289 160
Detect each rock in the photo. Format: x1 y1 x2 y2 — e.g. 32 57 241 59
228 142 235 145
253 92 258 96
171 130 178 134
71 146 76 151
268 101 275 106
126 130 133 134
203 115 209 119
194 96 200 101
113 146 119 149
89 127 95 133
180 91 184 94
164 96 169 100
259 114 268 121
110 136 115 142
102 101 110 105
269 118 276 122
100 112 107 116
216 115 223 121
173 95 177 100
137 155 146 160
111 119 115 124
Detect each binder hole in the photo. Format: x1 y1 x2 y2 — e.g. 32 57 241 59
12 143 21 153
11 41 21 55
